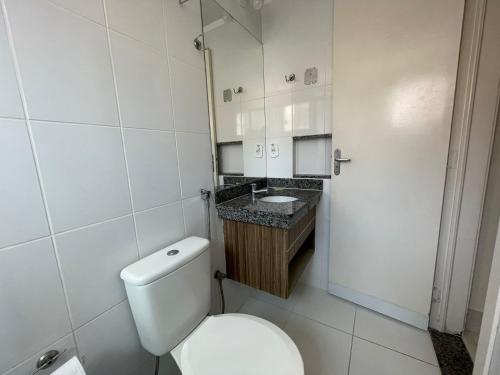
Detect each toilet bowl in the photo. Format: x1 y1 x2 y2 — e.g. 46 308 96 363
120 237 303 375
171 314 303 375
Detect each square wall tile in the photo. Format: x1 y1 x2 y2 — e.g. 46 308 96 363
110 31 174 131
75 302 148 375
5 0 118 125
0 8 23 119
215 102 242 143
349 338 440 375
0 119 49 249
55 215 138 328
243 139 266 177
182 196 207 239
176 132 213 198
266 137 293 178
283 313 351 375
135 202 185 258
242 98 266 140
170 57 209 133
32 122 132 233
262 0 332 95
48 0 105 24
165 0 203 69
4 334 77 375
124 128 181 211
292 86 326 136
265 93 293 138
106 0 166 52
0 238 71 373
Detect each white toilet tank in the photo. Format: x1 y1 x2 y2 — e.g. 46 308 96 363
120 237 211 357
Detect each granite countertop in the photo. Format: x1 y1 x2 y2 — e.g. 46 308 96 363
216 188 322 229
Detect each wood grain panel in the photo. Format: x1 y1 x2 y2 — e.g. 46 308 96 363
223 208 316 298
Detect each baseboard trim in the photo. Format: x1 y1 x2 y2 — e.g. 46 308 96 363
329 282 429 330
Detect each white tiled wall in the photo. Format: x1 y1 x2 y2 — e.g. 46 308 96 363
0 1 211 374
261 0 333 291
262 0 333 178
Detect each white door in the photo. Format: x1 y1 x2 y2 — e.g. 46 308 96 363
329 0 464 329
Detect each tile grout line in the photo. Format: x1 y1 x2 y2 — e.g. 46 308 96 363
0 195 202 253
353 335 440 368
2 331 75 374
252 292 440 369
0 0 80 359
102 0 142 261
347 309 357 375
162 0 190 240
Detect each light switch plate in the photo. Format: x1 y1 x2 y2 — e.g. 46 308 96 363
304 67 318 85
223 89 232 102
270 143 279 158
255 144 264 158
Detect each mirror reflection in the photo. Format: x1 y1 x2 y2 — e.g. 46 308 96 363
201 0 266 186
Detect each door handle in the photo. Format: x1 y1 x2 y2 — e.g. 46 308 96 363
334 149 351 175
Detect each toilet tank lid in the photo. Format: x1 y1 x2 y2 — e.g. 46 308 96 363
120 237 210 286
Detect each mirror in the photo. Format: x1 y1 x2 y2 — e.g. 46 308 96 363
201 0 266 187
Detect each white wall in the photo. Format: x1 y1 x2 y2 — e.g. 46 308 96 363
443 0 500 332
0 1 212 374
469 110 500 314
262 0 332 179
260 0 333 290
214 0 262 41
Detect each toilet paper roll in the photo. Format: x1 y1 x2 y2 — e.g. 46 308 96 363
50 356 86 375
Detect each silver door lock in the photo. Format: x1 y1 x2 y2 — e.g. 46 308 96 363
334 148 351 175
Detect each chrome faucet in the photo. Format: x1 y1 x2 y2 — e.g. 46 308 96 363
251 183 268 202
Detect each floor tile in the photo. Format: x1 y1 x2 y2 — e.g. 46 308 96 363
284 313 351 375
250 284 300 311
239 298 292 329
292 285 356 334
349 338 440 375
354 308 438 365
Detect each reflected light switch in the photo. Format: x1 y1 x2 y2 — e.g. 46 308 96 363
255 144 264 158
270 143 279 158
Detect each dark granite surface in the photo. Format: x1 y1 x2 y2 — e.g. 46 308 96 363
216 188 322 229
293 133 332 141
222 176 262 185
268 177 323 190
293 174 331 179
215 178 267 204
430 330 473 375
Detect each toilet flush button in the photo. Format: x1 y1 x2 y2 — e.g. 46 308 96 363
167 250 179 256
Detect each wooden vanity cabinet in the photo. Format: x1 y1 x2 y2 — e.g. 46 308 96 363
223 208 316 298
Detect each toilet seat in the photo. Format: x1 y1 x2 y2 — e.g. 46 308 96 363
171 313 304 375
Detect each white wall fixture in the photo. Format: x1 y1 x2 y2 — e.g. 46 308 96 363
329 0 464 329
270 143 279 158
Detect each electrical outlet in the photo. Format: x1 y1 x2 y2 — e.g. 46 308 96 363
270 143 279 158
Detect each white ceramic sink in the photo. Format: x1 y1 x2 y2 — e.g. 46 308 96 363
259 196 298 203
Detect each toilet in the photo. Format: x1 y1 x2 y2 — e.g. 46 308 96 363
120 236 304 375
